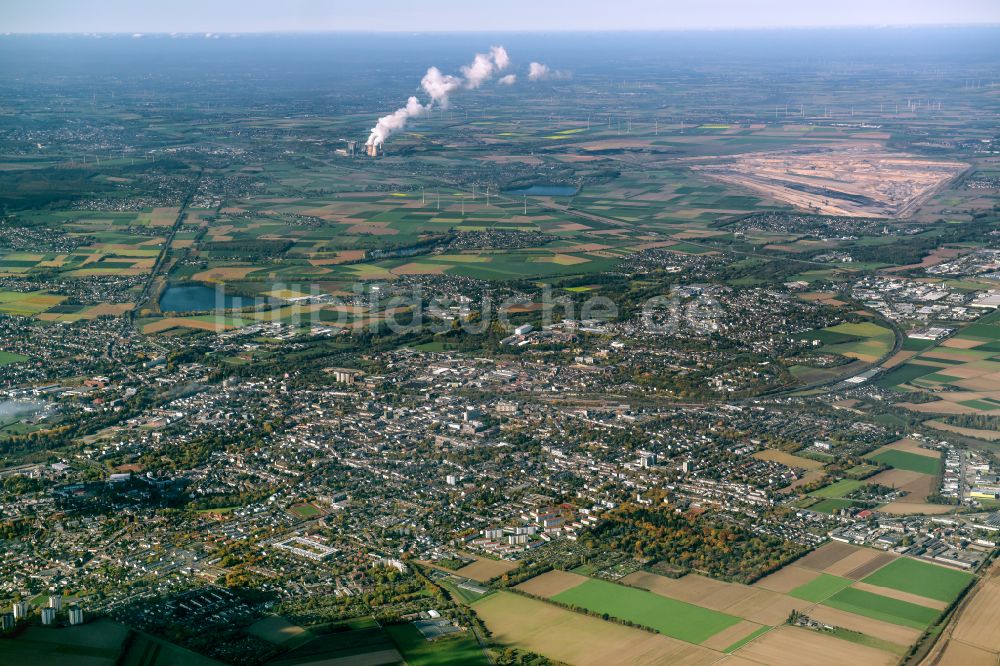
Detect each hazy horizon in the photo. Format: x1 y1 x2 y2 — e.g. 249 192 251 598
4 0 1000 34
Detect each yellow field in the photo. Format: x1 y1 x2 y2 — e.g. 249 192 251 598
623 571 756 611
752 449 824 471
923 560 1000 665
515 569 587 596
851 581 947 611
390 262 447 275
622 570 803 625
805 605 920 646
192 266 261 281
948 575 1000 652
700 620 764 651
733 625 897 666
869 438 942 458
754 565 821 594
142 317 238 334
535 253 590 266
823 549 894 580
454 557 519 582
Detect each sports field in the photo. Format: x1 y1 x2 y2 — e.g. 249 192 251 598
551 577 742 644
809 479 864 498
860 557 973 602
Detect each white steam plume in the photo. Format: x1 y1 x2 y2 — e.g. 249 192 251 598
528 62 570 81
366 96 428 147
462 45 511 89
420 67 462 108
498 74 517 85
366 45 513 147
528 62 550 81
490 45 511 71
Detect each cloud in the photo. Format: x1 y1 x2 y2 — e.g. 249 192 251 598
498 74 517 85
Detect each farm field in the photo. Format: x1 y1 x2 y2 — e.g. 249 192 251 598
884 311 1000 415
788 574 853 602
472 591 720 666
860 557 973 603
751 449 824 471
730 625 898 666
935 560 1000 658
798 479 873 514
620 559 927 656
453 556 519 582
267 619 401 666
792 542 897 581
550 577 743 644
867 449 941 475
796 321 895 363
821 587 941 629
245 616 313 648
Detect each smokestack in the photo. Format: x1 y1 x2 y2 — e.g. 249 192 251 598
366 96 427 148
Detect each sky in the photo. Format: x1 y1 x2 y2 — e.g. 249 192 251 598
3 0 1000 33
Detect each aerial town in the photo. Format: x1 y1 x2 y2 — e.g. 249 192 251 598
0 6 999 666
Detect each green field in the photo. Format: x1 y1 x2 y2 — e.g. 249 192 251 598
875 362 943 388
817 322 894 361
809 498 859 514
385 622 489 666
274 622 396 664
551 578 742 644
289 503 323 518
0 350 29 366
860 558 973 603
788 574 853 602
822 587 940 629
867 450 941 476
958 399 1000 411
723 626 772 653
809 479 864 498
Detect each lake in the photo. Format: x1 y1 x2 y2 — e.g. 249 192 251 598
159 284 241 313
504 184 579 197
